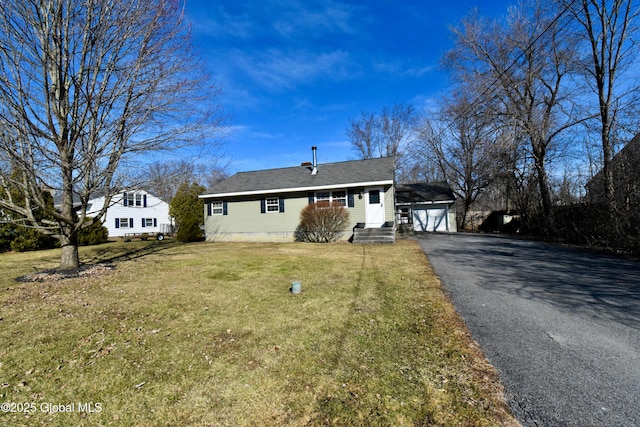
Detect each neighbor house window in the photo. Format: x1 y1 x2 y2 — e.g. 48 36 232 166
266 197 280 212
123 192 146 207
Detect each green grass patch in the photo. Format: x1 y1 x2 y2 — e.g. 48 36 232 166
0 240 518 426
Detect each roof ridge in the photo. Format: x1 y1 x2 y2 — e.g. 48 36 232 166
234 156 394 174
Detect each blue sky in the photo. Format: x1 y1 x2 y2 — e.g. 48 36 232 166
185 0 516 173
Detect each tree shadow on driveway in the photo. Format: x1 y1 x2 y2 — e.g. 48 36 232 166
420 233 640 329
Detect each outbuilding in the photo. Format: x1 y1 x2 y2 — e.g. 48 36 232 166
395 182 457 232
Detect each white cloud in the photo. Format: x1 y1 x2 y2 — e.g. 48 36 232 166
189 1 369 94
189 6 254 39
271 0 360 38
189 0 362 41
372 59 438 78
228 48 357 92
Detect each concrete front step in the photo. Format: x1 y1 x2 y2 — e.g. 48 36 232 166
352 227 396 244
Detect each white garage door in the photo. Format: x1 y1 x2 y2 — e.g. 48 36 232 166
413 208 447 232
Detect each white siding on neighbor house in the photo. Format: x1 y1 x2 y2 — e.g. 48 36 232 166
86 191 172 237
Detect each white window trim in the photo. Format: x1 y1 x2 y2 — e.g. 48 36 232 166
119 218 130 228
211 201 224 215
314 189 347 207
266 197 279 213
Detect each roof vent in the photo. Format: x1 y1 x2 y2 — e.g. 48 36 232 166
311 146 318 175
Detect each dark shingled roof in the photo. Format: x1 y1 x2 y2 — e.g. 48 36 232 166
395 182 456 203
201 157 395 197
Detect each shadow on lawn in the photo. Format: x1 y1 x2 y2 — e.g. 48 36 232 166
13 240 178 283
83 239 178 265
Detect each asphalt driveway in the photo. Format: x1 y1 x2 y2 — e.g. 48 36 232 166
417 233 640 427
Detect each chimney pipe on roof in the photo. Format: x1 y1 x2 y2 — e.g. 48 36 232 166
311 146 318 175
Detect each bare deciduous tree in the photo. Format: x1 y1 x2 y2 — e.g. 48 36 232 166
445 0 581 234
0 0 224 269
414 87 497 229
142 158 229 203
346 112 377 160
566 0 640 213
346 103 416 178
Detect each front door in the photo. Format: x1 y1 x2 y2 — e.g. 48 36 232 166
365 187 385 227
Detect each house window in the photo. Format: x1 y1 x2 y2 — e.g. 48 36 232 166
135 194 143 207
315 191 330 203
143 218 154 227
211 201 224 215
260 198 283 214
266 197 280 212
332 191 347 206
119 218 130 228
368 189 381 204
208 201 228 216
314 190 348 207
125 193 134 206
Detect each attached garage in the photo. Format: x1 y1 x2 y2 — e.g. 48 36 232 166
396 183 457 232
412 206 449 232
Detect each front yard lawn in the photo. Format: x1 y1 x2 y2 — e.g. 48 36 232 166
0 240 518 426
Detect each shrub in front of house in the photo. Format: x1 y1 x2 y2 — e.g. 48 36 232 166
171 182 205 243
295 202 350 243
176 214 203 242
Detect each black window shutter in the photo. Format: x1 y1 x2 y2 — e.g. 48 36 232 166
347 189 355 208
130 218 134 227
279 197 285 213
115 218 120 228
207 202 212 216
154 218 157 227
308 192 314 204
260 199 266 214
123 193 128 206
143 194 147 207
223 201 228 215
142 219 146 228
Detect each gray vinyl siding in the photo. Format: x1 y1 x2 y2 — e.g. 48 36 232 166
203 185 394 242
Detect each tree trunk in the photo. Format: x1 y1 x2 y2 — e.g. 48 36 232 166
58 181 80 270
59 234 80 270
536 156 555 237
601 131 617 214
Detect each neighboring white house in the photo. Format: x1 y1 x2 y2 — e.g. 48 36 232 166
86 190 172 238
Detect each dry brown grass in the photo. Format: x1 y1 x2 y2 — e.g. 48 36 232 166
0 240 519 426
